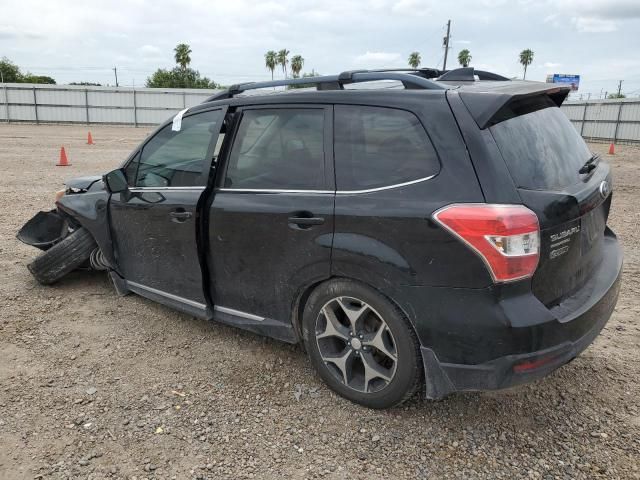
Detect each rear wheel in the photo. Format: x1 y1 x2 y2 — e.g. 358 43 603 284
28 227 97 285
302 279 422 409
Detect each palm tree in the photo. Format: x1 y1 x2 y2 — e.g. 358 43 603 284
519 48 534 80
290 55 304 78
408 52 421 69
458 49 472 68
277 49 290 78
174 43 192 71
265 51 277 80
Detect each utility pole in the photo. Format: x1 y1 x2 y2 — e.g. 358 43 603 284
616 80 623 97
442 19 451 71
113 67 119 87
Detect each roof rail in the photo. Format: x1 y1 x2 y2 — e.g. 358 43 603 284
438 67 509 82
204 70 446 102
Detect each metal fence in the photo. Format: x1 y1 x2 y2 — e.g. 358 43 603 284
562 98 640 144
2 83 640 143
0 83 221 126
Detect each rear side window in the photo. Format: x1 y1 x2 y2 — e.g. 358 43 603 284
490 106 592 190
225 108 325 190
334 105 439 191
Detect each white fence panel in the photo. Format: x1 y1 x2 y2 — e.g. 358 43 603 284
38 105 86 122
617 122 640 142
136 109 180 125
1 83 638 142
136 92 184 109
37 89 86 106
8 104 36 121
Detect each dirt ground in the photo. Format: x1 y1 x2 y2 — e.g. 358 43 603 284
0 123 638 480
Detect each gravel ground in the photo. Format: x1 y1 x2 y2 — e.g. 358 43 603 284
0 124 639 480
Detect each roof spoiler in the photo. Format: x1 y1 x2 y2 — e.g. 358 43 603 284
457 83 571 129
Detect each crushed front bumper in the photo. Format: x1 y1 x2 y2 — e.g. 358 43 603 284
16 210 69 250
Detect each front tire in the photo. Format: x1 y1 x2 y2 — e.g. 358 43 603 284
302 279 422 409
28 227 97 285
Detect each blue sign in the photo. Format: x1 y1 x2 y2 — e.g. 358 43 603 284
550 74 580 91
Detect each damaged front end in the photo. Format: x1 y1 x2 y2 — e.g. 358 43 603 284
16 175 103 251
17 210 70 250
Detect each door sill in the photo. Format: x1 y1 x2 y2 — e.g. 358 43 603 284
125 280 211 319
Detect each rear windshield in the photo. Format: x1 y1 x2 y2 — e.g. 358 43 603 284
490 106 592 190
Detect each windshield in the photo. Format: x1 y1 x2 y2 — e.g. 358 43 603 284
490 106 592 190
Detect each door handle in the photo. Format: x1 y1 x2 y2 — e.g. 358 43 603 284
170 210 192 223
288 214 325 228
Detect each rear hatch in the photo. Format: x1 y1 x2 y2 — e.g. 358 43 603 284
488 98 612 307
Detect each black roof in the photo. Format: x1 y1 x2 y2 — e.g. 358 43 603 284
199 67 571 130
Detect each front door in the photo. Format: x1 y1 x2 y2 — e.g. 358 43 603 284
110 107 225 315
207 105 334 338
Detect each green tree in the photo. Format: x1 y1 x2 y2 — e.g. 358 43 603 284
457 49 472 67
0 57 56 84
265 51 277 80
0 57 22 82
22 74 56 84
146 67 216 89
608 93 626 99
519 48 534 80
174 43 192 71
290 55 304 78
408 52 421 69
277 49 290 78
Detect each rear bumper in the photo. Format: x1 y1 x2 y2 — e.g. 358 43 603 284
415 229 622 400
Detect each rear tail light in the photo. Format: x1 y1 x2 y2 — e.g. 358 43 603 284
433 204 540 283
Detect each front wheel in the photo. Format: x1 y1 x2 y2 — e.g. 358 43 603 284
302 279 422 409
28 227 97 285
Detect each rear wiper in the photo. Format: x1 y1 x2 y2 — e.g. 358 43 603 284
579 154 600 174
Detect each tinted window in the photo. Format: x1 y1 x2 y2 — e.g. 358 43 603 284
334 105 439 191
490 107 592 190
225 109 325 190
135 109 222 187
123 151 140 186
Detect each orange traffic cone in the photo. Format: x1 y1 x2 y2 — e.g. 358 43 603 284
608 143 615 155
56 146 71 166
87 131 94 145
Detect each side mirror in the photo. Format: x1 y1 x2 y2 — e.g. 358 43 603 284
103 169 128 194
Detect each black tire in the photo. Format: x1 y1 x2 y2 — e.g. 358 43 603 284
302 279 422 409
28 227 97 285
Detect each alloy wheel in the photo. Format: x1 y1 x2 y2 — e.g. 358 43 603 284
315 296 398 393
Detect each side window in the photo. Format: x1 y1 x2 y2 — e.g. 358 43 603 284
123 151 140 186
334 105 439 191
224 108 325 190
135 109 222 188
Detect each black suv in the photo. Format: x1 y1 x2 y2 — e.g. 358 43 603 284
18 68 622 409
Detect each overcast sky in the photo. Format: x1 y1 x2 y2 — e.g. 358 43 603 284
1 0 639 97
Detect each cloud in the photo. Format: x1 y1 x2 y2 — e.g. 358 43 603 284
138 45 162 57
454 40 472 45
391 0 432 16
354 51 402 67
572 16 618 32
0 25 44 39
543 62 562 68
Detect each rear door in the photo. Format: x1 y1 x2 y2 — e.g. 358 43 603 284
207 105 334 336
489 102 613 307
110 107 226 314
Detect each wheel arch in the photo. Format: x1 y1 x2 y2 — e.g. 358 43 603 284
56 190 115 268
291 274 421 349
